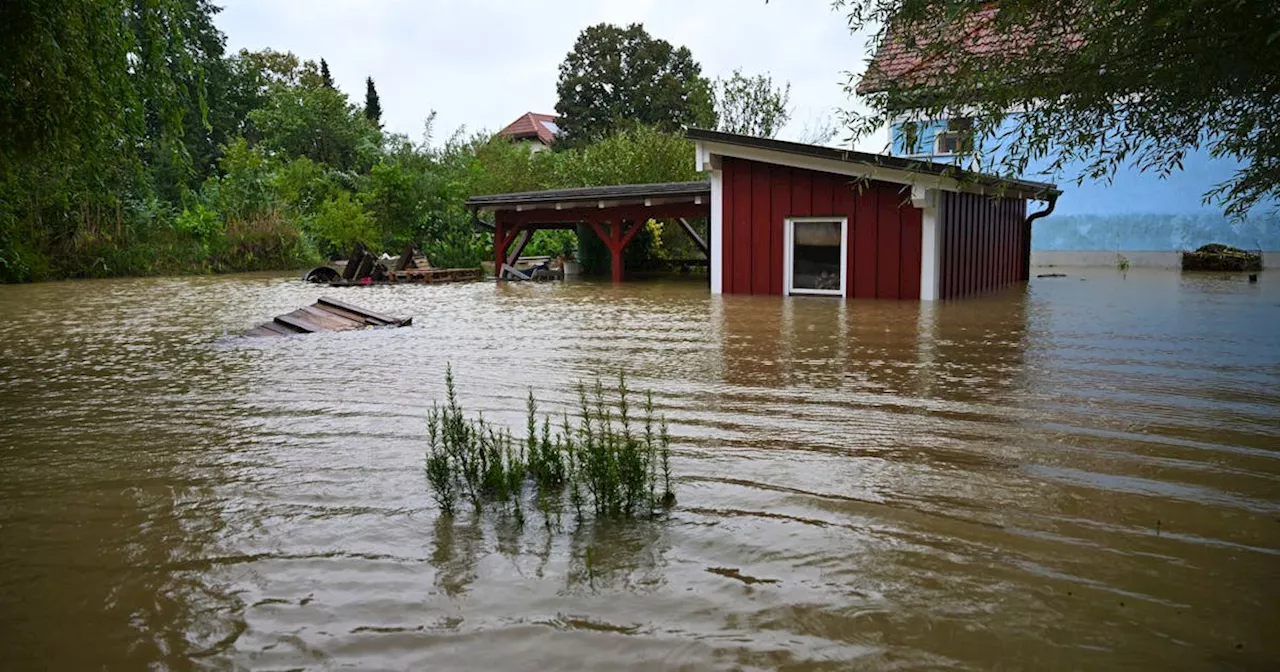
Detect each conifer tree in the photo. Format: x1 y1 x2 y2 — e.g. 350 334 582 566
364 76 382 127
320 58 334 89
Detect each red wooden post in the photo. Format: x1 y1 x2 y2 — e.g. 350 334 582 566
611 219 625 283
494 217 506 281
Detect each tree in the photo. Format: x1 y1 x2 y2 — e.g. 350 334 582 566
840 0 1280 216
320 59 334 88
0 0 223 280
554 23 716 146
248 62 381 172
795 112 841 146
364 77 383 127
714 70 792 138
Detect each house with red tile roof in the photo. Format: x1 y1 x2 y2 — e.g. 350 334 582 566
497 112 560 151
858 5 1278 263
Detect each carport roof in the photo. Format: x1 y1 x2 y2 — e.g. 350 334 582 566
466 181 710 211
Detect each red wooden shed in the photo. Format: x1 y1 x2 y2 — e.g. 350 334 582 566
688 130 1059 300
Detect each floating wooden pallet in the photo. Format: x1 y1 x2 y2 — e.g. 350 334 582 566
243 296 412 337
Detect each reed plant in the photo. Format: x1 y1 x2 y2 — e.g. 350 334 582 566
425 365 675 523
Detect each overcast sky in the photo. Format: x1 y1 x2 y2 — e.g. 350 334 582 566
215 0 886 152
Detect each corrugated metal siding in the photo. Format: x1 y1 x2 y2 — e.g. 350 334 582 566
720 157 923 300
938 192 1028 299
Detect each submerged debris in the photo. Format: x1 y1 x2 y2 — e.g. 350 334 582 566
304 245 483 286
706 567 779 585
243 296 411 337
1181 244 1263 272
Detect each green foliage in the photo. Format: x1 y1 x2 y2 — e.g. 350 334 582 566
174 204 222 243
308 192 378 258
212 138 278 221
0 0 219 281
249 77 381 172
840 0 1280 217
554 23 717 147
463 125 702 275
425 366 676 523
523 230 578 258
714 69 793 138
0 4 705 284
554 125 702 186
273 156 340 218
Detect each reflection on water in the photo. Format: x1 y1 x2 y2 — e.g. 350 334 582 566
0 269 1277 670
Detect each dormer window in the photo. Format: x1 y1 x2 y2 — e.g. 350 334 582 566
935 117 974 155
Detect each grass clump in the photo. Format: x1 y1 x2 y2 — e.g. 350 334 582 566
425 364 675 523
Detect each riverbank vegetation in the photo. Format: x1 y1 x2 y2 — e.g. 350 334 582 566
2 4 793 283
425 366 674 525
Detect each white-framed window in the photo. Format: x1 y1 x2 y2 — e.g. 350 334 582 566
784 217 847 298
934 117 974 155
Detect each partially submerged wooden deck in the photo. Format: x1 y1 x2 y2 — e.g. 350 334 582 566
244 296 412 337
331 266 484 286
304 245 484 287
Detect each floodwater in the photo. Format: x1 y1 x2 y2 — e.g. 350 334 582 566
1 268 1277 670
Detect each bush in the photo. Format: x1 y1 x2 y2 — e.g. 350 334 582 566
425 366 675 523
174 204 222 244
307 192 378 258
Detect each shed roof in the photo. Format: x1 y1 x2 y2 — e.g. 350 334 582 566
466 181 710 211
688 128 1059 199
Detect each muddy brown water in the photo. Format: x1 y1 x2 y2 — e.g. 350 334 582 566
1 269 1277 670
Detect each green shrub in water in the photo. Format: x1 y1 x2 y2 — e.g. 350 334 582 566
425 365 675 523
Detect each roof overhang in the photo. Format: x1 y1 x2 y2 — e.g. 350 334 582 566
466 181 711 214
689 128 1059 201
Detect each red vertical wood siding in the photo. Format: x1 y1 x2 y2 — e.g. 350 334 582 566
769 169 791 296
876 190 901 299
853 187 878 298
750 165 772 295
812 174 834 215
718 158 924 299
791 170 812 217
731 158 753 293
721 158 735 293
900 206 922 300
937 192 1029 300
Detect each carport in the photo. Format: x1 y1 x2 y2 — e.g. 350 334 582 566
467 181 711 283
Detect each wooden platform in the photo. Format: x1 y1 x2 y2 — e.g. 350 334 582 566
331 267 484 286
304 245 484 286
244 296 412 337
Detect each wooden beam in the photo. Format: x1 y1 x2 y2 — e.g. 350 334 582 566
507 229 534 267
505 229 532 267
500 224 522 255
586 219 615 252
316 296 402 325
505 203 709 225
501 263 531 281
676 217 709 257
619 218 646 249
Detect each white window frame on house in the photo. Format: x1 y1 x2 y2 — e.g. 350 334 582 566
783 216 848 298
934 117 975 156
934 130 963 155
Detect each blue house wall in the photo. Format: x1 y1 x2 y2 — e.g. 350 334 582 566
889 119 1280 253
